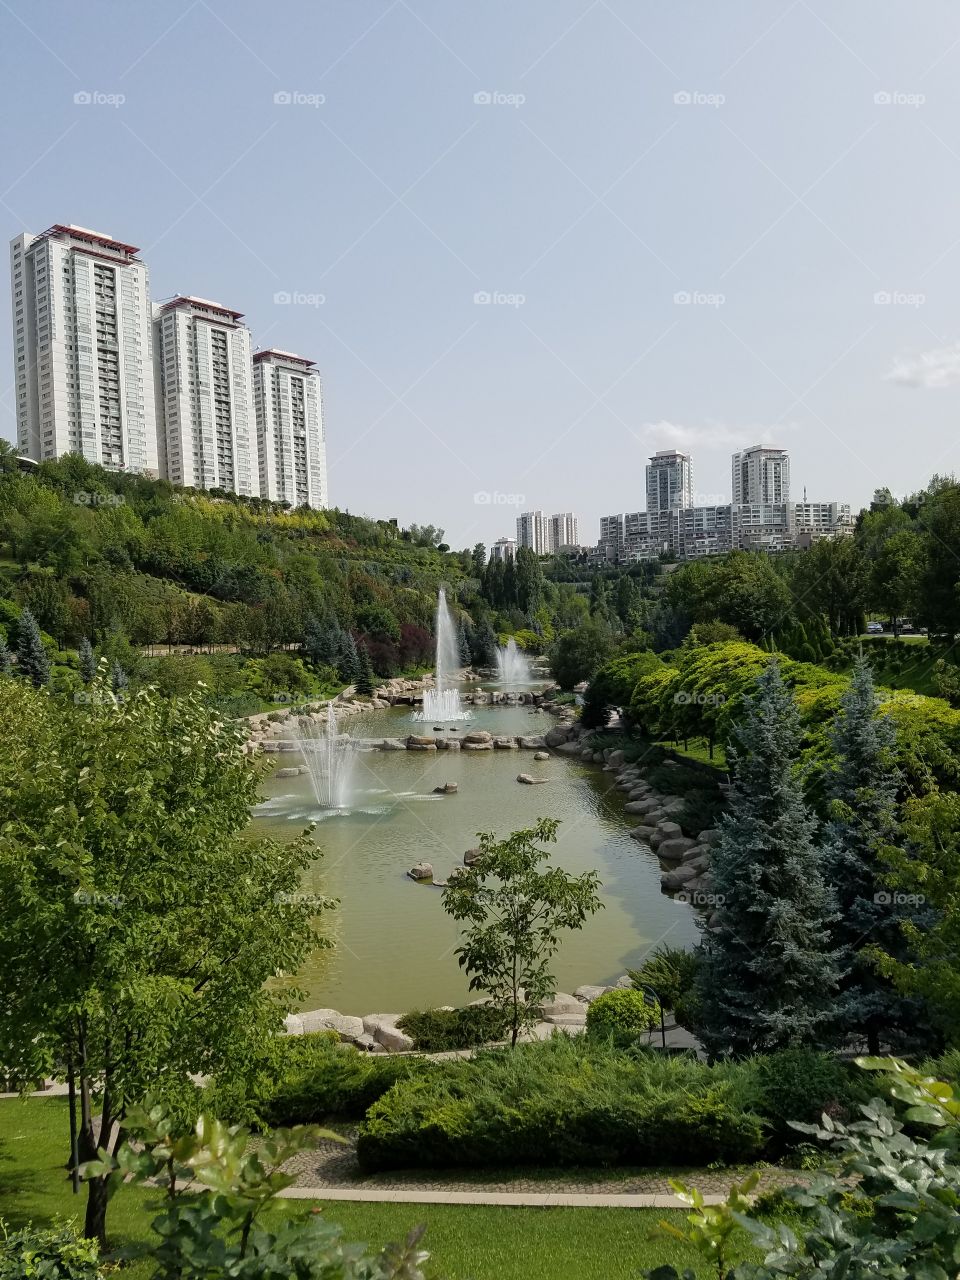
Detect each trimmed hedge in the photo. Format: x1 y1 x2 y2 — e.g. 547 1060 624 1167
586 989 660 1044
396 1005 511 1051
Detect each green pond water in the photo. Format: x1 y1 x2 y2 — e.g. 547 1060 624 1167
253 695 700 1015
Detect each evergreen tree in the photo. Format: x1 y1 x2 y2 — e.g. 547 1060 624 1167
0 636 12 675
16 609 50 687
110 661 128 695
471 543 487 577
458 623 473 667
337 632 359 685
471 619 498 668
823 654 930 1052
78 636 96 684
354 641 375 696
696 658 842 1056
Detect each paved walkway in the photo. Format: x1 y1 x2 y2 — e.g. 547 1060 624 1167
279 1186 728 1207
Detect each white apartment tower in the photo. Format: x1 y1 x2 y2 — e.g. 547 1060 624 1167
646 450 693 512
548 512 580 550
10 224 158 473
516 510 549 554
732 446 790 505
253 349 328 508
490 537 516 562
153 296 258 496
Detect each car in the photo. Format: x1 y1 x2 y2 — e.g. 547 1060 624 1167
866 621 884 634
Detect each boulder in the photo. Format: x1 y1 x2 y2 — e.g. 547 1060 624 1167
463 730 493 745
533 751 550 761
608 749 625 768
407 742 437 751
614 974 633 989
376 1024 415 1053
623 800 658 815
656 821 684 841
554 741 583 756
380 737 407 750
464 847 484 866
574 984 612 1003
462 741 493 751
275 766 300 778
433 782 458 794
260 741 280 753
661 865 698 891
658 837 695 862
299 1008 365 1042
539 993 583 1016
545 1012 588 1027
544 724 573 748
494 736 519 749
518 736 547 749
407 862 434 881
629 824 658 842
517 773 548 785
277 741 299 752
283 1013 304 1036
362 1012 400 1037
698 828 722 845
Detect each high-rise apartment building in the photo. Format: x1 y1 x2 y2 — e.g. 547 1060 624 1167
646 450 693 512
731 445 790 505
153 296 258 496
253 349 327 509
547 512 579 550
10 224 158 473
516 510 549 554
490 537 516 562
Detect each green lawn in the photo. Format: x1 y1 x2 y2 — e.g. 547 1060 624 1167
0 1097 713 1280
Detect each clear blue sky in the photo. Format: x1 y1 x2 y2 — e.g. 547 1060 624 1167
2 1 959 547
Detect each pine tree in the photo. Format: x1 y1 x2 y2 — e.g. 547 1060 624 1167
696 658 842 1056
458 623 473 667
471 619 498 668
823 654 930 1052
79 636 96 684
110 661 128 695
16 609 50 687
354 641 375 697
0 636 12 675
337 632 359 685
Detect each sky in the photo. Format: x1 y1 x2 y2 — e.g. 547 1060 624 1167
1 1 959 549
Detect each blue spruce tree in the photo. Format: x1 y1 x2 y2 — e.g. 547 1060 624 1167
696 658 842 1056
16 609 50 687
78 636 97 684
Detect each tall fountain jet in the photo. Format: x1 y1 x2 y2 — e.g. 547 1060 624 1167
417 587 471 721
298 705 357 809
496 636 533 684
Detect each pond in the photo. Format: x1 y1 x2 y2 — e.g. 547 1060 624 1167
253 695 700 1015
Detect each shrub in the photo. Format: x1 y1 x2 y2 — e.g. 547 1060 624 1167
745 1048 865 1150
586 988 660 1043
629 944 700 1011
0 1221 103 1279
396 1005 511 1051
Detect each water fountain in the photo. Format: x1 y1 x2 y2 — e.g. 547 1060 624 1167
297 705 357 809
496 636 533 685
415 586 471 722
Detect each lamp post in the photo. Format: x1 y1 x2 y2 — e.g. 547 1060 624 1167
638 983 666 1051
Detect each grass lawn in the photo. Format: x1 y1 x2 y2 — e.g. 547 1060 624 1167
0 1097 713 1279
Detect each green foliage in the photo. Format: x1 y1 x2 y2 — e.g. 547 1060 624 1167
81 1102 428 1279
357 1037 766 1172
586 988 660 1043
442 820 603 1046
396 1005 511 1051
663 552 792 641
547 619 616 690
648 1171 758 1280
14 608 50 686
629 945 700 1012
354 641 375 696
0 1221 103 1279
581 650 663 728
747 1048 864 1147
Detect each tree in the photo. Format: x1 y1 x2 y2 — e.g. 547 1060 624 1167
442 819 602 1046
581 650 662 729
471 542 487 577
788 536 867 637
696 659 842 1056
110 660 128 694
547 619 614 690
822 656 929 1053
355 641 375 696
0 680 330 1245
78 636 96 684
0 636 11 676
470 618 498 667
457 622 473 667
15 607 50 686
337 631 359 684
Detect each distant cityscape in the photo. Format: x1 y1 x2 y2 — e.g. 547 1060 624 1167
9 223 328 509
494 447 851 565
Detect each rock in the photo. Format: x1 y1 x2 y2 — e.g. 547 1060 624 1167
407 862 434 881
260 741 280 753
494 736 519 749
629 824 658 842
545 1012 588 1026
445 739 462 751
681 844 709 864
656 821 684 841
661 865 698 891
277 741 299 752
362 1012 400 1037
275 766 300 777
698 828 722 845
518 736 547 749
517 773 548 785
299 1008 365 1042
407 742 438 751
574 984 612 1003
433 782 458 794
623 800 654 815
544 724 573 747
615 974 633 989
376 1024 415 1053
380 737 407 750
462 741 493 751
463 730 493 745
658 837 695 862
283 1013 304 1036
608 749 625 767
533 751 550 761
464 847 484 866
554 741 583 756
354 1032 385 1053
539 993 583 1016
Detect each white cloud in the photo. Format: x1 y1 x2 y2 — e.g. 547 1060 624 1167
640 420 793 451
885 343 960 388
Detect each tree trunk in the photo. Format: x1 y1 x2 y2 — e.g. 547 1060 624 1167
84 1174 110 1246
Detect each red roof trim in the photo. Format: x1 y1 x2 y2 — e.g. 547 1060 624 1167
41 224 141 256
158 295 245 321
253 348 316 368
